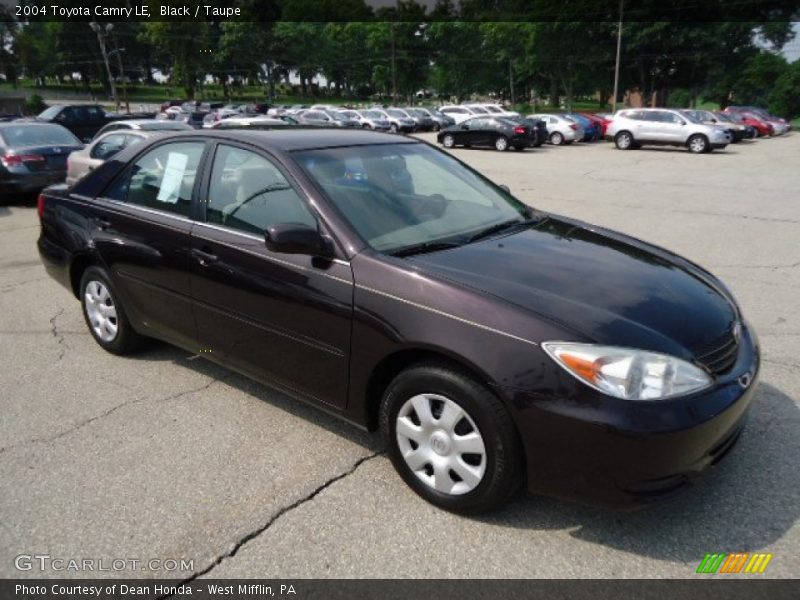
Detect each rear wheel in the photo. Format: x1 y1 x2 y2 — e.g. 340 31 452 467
614 131 634 150
442 134 455 148
494 136 509 151
380 362 524 513
549 131 564 145
687 134 709 154
433 123 441 132
80 266 146 355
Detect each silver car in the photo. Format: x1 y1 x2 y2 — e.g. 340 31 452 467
92 119 192 140
339 109 391 131
529 114 584 145
607 108 731 153
66 130 156 185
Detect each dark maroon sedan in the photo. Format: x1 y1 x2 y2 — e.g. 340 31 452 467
37 129 758 513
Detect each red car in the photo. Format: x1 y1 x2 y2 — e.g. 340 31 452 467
579 112 612 137
723 108 773 137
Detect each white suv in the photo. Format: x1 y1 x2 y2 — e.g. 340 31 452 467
607 108 731 153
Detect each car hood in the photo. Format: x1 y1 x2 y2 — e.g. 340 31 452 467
408 216 737 358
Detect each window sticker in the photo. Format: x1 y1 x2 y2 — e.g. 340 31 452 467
156 152 189 204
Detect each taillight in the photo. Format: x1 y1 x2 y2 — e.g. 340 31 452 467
1 153 45 167
513 126 526 135
569 124 578 130
37 193 46 220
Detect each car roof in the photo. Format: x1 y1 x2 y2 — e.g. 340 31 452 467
158 128 417 152
0 121 68 129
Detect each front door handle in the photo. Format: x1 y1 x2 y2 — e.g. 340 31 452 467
191 248 219 266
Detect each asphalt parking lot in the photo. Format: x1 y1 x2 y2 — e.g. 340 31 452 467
1 134 798 580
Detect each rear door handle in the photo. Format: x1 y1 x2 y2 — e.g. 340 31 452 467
191 248 219 266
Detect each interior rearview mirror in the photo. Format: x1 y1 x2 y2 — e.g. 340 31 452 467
265 223 334 258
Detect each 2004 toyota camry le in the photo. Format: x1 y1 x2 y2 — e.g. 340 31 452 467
37 129 759 513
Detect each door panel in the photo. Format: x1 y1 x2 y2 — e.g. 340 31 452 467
92 140 207 348
190 143 354 408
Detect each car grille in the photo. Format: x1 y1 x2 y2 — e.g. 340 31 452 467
695 326 739 376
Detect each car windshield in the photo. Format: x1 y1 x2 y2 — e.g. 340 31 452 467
485 106 503 113
387 109 407 118
0 124 80 147
296 143 530 254
682 111 702 124
469 106 489 114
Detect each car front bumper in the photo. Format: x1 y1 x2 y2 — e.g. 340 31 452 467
502 324 759 509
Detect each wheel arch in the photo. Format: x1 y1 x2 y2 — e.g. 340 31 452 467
363 347 499 432
69 253 97 298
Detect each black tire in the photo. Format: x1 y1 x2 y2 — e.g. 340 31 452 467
687 134 710 154
79 266 147 355
614 131 634 150
379 361 524 514
549 131 564 145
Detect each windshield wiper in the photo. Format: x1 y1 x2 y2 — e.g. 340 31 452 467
466 218 531 243
390 240 463 257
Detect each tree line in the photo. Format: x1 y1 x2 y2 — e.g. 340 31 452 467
1 0 799 116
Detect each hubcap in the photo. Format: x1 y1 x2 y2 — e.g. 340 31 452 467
84 280 118 342
690 137 705 152
618 134 630 148
395 393 487 496
496 138 507 150
444 135 454 147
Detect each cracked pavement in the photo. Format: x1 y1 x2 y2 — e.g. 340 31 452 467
1 134 799 579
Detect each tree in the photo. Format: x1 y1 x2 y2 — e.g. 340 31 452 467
768 60 800 118
143 16 211 98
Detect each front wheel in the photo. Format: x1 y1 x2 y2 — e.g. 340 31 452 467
80 266 146 355
495 136 509 151
380 362 524 514
442 134 455 148
687 134 709 154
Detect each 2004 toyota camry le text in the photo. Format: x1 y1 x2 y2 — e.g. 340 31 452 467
36 129 759 513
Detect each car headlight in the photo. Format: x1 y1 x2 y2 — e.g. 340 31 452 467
542 342 712 400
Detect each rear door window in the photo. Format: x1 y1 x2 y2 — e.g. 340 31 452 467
105 141 205 218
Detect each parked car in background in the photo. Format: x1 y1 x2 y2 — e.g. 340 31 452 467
93 119 193 139
683 110 746 142
512 117 548 147
0 123 82 196
339 110 392 131
29 105 123 143
438 116 535 151
716 112 756 139
711 112 754 140
175 111 209 130
608 108 731 153
579 113 612 138
725 106 791 132
564 113 600 141
529 114 583 145
293 110 358 128
369 108 416 133
439 105 479 124
415 107 455 131
66 130 157 185
403 108 436 132
322 110 361 128
466 103 520 118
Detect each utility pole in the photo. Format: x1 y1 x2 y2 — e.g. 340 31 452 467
611 0 624 113
110 34 129 113
390 22 397 102
508 58 515 106
90 22 119 111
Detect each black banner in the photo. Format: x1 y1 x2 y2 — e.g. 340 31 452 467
2 579 798 600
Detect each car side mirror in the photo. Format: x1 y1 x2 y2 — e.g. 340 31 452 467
679 120 686 125
499 184 510 194
265 223 334 258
